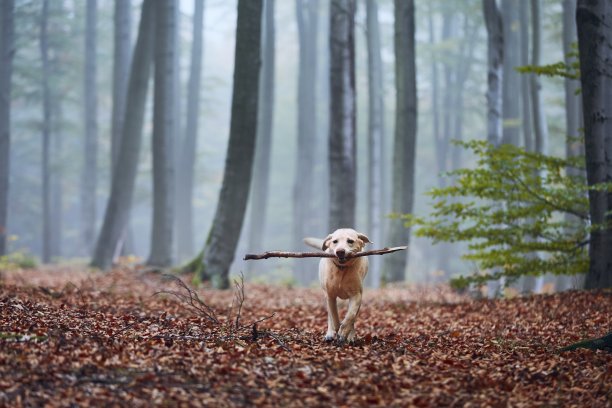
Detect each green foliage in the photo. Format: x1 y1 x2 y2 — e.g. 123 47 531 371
0 250 38 270
405 140 600 290
516 44 581 81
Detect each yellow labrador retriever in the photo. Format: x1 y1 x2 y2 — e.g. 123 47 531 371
304 228 370 344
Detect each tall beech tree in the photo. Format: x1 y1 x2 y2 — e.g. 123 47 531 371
501 0 520 146
365 0 385 286
81 0 98 255
40 0 52 263
194 0 263 288
576 0 612 289
293 0 319 282
328 0 356 231
247 0 275 273
482 0 503 147
147 0 177 267
176 0 205 261
91 0 156 270
383 0 417 283
0 0 14 256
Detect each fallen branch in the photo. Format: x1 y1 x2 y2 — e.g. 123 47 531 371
243 246 408 261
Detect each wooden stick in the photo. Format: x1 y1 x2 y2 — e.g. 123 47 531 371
243 246 408 261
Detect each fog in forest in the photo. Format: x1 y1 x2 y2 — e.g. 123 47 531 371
2 0 575 288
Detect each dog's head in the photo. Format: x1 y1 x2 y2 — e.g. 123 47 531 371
322 228 371 265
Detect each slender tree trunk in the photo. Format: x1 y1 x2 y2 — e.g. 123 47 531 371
197 0 263 289
247 0 275 273
576 0 612 289
176 0 205 262
382 0 417 283
501 0 520 146
365 0 384 287
558 0 583 291
147 0 177 267
519 1 533 151
483 0 503 147
111 0 132 170
40 0 52 263
81 0 98 256
293 0 319 283
530 0 548 157
50 95 63 258
328 0 356 231
438 10 453 188
91 0 156 270
0 0 14 256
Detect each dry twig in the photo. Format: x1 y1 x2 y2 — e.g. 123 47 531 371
244 246 408 261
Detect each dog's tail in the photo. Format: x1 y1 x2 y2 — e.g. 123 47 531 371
303 237 324 251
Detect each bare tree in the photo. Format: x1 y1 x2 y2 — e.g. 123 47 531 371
195 0 263 288
530 0 548 157
91 0 156 270
40 0 52 263
293 0 319 282
382 0 417 283
81 0 98 255
176 0 205 261
365 0 384 287
501 0 520 146
111 0 131 170
328 0 356 231
247 0 275 273
147 0 178 267
576 0 612 289
482 0 503 147
519 1 532 151
0 0 14 256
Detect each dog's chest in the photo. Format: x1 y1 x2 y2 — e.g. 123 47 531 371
319 259 366 299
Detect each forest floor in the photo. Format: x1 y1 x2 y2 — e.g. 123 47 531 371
0 266 610 407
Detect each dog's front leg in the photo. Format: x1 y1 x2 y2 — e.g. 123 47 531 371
324 296 340 341
338 292 362 344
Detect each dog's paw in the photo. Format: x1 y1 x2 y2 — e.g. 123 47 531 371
324 333 336 342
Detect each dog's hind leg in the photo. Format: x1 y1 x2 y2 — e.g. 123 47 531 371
324 296 340 341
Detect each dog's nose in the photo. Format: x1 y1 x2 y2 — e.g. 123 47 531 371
336 249 346 258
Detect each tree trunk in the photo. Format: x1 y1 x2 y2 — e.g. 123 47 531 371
293 0 319 283
382 0 417 283
50 95 63 258
576 0 612 289
0 0 14 256
328 0 356 231
530 0 548 157
111 0 131 170
365 0 384 287
558 0 583 291
147 0 177 267
501 0 520 146
81 0 98 256
482 0 503 147
197 0 263 289
40 0 52 263
247 0 275 274
176 0 205 262
519 1 533 151
91 0 156 270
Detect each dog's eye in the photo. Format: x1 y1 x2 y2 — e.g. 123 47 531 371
347 239 354 244
332 239 338 244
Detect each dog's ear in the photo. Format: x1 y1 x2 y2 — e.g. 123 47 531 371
322 234 333 251
357 233 371 246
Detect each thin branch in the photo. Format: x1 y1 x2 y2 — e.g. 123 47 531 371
243 246 408 261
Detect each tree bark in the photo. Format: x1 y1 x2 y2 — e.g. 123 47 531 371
91 0 156 270
40 0 52 263
576 0 612 289
501 0 520 146
81 0 98 256
247 0 275 273
111 0 132 171
365 0 384 287
530 0 548 157
382 0 417 283
519 1 533 151
197 0 263 289
482 0 503 147
328 0 356 231
0 0 14 256
176 0 205 262
147 0 178 267
50 95 63 258
293 0 319 283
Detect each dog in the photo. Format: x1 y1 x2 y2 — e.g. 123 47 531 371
304 228 370 344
